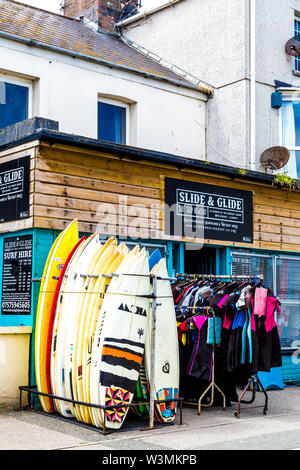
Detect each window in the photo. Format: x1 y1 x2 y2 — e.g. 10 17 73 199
0 78 31 130
280 93 300 179
295 17 300 72
231 250 300 352
98 98 128 144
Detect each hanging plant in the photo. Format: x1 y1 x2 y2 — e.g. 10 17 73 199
272 173 300 190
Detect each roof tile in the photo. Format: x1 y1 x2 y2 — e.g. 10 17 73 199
0 0 193 86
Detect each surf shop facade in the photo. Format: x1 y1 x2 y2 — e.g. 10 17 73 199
1 123 300 406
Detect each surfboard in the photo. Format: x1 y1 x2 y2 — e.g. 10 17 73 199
65 235 110 421
134 361 149 417
78 245 128 424
149 249 162 271
89 245 141 428
46 235 87 412
144 258 179 423
135 249 164 415
35 219 79 413
91 249 150 429
83 244 130 425
53 234 101 417
50 234 96 417
73 238 118 422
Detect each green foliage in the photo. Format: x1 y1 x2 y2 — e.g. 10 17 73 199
272 173 300 190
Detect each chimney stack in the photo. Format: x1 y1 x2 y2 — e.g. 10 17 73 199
63 1 139 34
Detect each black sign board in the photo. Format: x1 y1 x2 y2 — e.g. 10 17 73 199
0 156 30 223
1 234 33 315
164 177 253 243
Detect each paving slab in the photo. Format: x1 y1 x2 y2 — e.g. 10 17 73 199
1 387 300 451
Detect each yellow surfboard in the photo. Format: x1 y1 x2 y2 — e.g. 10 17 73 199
35 219 79 413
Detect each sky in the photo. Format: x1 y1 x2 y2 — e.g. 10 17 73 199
19 0 154 14
20 0 62 13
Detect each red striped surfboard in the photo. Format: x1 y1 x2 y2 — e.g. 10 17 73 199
45 236 87 412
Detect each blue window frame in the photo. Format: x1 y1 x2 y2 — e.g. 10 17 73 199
98 101 126 144
0 81 29 130
281 98 300 179
295 18 300 72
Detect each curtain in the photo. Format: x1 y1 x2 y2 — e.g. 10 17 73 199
282 102 298 178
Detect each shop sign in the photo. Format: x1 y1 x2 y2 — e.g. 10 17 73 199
1 234 33 315
0 156 30 223
164 177 253 243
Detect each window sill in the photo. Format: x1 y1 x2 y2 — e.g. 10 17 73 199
292 69 300 78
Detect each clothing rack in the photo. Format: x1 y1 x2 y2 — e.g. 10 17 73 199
178 303 227 414
174 272 269 418
176 274 264 281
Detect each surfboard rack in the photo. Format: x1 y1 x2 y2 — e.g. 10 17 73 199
29 271 180 433
18 384 184 435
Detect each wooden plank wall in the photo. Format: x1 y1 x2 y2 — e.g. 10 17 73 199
28 141 300 254
1 140 300 253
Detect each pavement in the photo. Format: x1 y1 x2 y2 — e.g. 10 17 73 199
1 385 300 452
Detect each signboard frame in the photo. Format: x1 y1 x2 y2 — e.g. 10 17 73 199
164 177 254 244
0 156 30 224
1 234 33 316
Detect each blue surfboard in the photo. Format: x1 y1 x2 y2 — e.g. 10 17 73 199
148 248 162 271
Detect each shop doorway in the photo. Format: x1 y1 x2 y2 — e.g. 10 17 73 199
184 245 217 275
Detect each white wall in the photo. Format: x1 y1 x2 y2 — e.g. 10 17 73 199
123 0 250 168
122 0 300 171
0 37 207 160
254 0 300 166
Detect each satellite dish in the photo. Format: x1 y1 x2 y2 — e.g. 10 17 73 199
261 146 290 170
285 36 300 56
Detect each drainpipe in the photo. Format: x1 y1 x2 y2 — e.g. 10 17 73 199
250 0 256 171
116 0 183 28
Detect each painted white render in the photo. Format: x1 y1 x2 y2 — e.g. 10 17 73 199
0 36 207 160
121 0 300 171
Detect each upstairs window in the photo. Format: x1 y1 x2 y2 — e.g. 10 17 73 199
295 17 300 72
0 79 30 130
98 98 128 145
281 95 300 179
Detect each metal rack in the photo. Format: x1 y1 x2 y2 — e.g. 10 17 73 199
23 270 183 434
19 384 183 435
174 272 268 418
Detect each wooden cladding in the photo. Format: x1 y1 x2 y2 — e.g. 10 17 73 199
1 141 300 253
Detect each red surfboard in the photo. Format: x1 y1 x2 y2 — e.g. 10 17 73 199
45 236 87 412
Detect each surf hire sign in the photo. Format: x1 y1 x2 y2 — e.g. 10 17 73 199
164 177 253 243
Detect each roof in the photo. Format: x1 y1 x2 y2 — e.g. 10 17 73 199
0 121 277 188
0 0 210 93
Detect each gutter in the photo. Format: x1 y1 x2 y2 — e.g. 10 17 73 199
0 29 205 94
116 0 183 28
0 128 277 187
276 87 300 93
